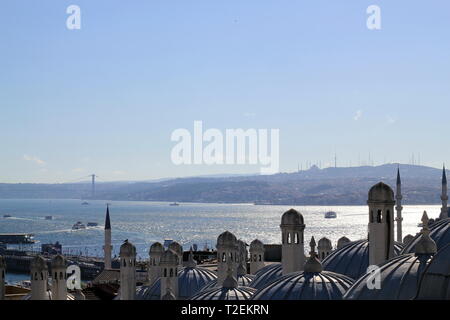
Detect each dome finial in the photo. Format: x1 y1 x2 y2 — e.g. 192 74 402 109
304 236 323 273
415 211 437 256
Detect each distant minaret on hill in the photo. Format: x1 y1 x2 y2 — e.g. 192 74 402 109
103 205 112 270
395 168 403 243
440 165 448 219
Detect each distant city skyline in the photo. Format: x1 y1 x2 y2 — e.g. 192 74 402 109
2 1 450 183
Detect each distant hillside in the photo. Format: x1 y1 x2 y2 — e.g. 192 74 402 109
0 164 447 205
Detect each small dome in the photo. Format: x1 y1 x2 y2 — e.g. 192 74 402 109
136 266 217 300
217 231 237 247
160 249 179 266
280 209 304 226
201 274 255 291
190 286 256 300
0 255 6 268
120 240 136 257
318 237 332 250
168 241 183 257
344 253 432 300
401 218 450 255
31 256 48 271
249 263 283 290
149 242 164 255
249 239 264 251
337 236 351 249
416 243 450 300
403 234 415 246
51 255 66 268
251 271 354 300
322 239 404 279
368 182 395 203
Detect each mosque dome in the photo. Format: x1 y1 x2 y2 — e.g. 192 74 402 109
160 249 179 265
368 182 395 203
318 237 332 250
136 266 217 300
120 240 136 257
251 271 354 300
416 243 450 300
168 241 183 257
189 286 256 300
31 256 48 271
149 242 164 255
401 218 450 254
280 209 304 226
249 263 283 291
337 236 351 249
217 231 237 247
250 239 264 251
51 255 66 268
343 253 433 300
322 239 404 280
200 274 255 291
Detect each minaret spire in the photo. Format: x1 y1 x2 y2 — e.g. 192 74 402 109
395 167 404 242
103 204 112 269
440 165 448 219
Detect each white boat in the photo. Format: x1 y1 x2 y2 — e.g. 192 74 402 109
72 221 86 230
169 202 180 206
324 211 337 219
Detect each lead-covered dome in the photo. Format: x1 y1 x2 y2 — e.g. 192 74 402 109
149 242 164 255
31 256 48 271
251 271 354 300
51 255 66 268
250 239 264 251
249 263 283 290
120 240 136 257
168 241 183 257
190 286 256 300
136 266 217 300
368 182 395 203
401 218 450 254
280 209 304 226
200 274 255 291
217 231 237 247
322 239 404 279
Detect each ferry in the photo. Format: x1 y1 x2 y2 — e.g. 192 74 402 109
87 222 98 227
81 201 89 205
3 214 12 218
72 221 86 230
324 211 337 219
169 202 180 206
45 216 53 220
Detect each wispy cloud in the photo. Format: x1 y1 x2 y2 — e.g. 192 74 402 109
353 110 363 121
23 154 46 166
386 115 396 124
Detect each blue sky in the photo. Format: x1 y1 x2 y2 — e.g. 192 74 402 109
1 1 450 183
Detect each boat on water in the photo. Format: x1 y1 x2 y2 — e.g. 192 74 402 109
81 201 89 205
3 214 12 218
45 216 53 220
169 202 180 206
72 221 86 230
87 222 98 227
324 211 337 219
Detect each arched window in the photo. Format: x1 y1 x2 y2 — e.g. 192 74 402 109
54 272 57 279
259 255 262 262
123 260 127 267
60 272 64 280
377 210 382 223
170 268 173 277
222 252 226 262
370 210 374 223
287 233 292 244
294 233 299 244
164 269 167 277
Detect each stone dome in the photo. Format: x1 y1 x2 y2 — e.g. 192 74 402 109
344 253 433 300
31 256 48 271
401 218 450 255
416 243 450 300
200 274 255 291
217 231 237 247
160 249 179 266
168 241 183 257
318 237 332 250
51 255 66 268
251 271 354 300
190 286 256 300
149 242 164 255
280 209 304 226
120 240 136 257
337 236 351 249
249 263 283 290
403 234 415 246
136 266 217 300
249 239 264 251
322 239 404 280
368 182 395 203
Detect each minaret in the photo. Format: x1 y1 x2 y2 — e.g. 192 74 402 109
30 255 49 300
148 242 163 285
0 256 5 300
280 209 305 275
216 231 238 286
440 165 448 219
395 167 404 242
160 249 179 300
103 205 112 270
119 240 136 300
317 237 332 260
368 182 395 266
249 239 265 275
51 255 67 300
